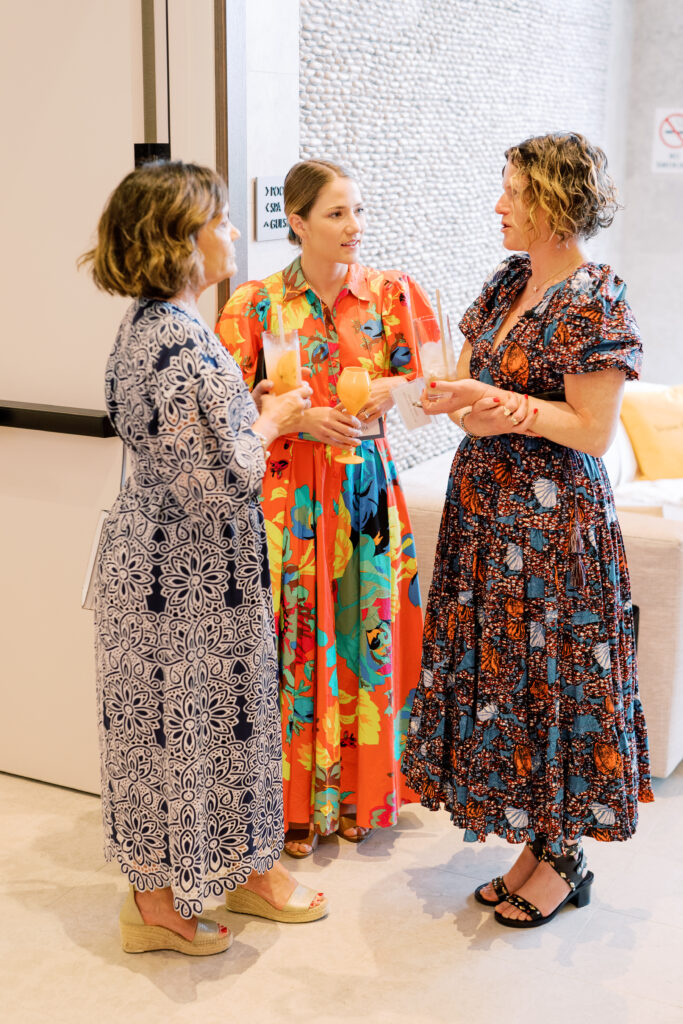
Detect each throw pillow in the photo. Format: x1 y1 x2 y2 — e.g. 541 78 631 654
620 385 683 480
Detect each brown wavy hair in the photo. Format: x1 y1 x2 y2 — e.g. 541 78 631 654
284 159 351 245
504 132 619 241
79 161 228 298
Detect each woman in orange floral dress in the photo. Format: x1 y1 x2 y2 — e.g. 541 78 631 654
216 160 431 855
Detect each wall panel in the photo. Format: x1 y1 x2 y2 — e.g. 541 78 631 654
300 0 616 467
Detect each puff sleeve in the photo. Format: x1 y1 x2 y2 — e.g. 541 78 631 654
215 280 271 388
541 265 642 380
381 271 437 378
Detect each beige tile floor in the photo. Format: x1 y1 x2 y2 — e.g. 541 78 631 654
1 767 683 1024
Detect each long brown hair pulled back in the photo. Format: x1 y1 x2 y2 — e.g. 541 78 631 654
284 159 351 245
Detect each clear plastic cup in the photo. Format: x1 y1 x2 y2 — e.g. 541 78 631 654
414 315 457 382
262 329 302 394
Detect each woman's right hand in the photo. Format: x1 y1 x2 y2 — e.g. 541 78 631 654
254 383 313 440
420 378 491 415
300 405 362 448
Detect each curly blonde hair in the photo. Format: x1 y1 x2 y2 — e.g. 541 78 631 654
505 132 619 241
80 161 228 298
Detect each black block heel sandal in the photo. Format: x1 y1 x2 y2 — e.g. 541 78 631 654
494 844 594 928
474 836 545 908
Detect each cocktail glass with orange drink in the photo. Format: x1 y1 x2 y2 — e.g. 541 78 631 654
262 329 302 394
335 366 370 464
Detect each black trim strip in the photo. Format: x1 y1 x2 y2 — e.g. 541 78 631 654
0 401 115 437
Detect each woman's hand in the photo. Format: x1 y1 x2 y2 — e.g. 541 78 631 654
300 405 362 448
357 377 403 420
254 382 313 442
252 368 311 413
251 379 273 413
463 392 539 437
419 377 492 415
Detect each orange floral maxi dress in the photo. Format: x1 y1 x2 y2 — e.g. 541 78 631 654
216 258 428 835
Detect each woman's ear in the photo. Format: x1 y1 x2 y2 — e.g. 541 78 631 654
288 213 305 243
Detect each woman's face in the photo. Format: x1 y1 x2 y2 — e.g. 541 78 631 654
495 160 549 251
291 177 365 265
196 204 240 288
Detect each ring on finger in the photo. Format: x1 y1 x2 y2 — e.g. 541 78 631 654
510 416 519 425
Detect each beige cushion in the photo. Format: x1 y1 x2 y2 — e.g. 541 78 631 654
603 420 638 489
620 385 683 480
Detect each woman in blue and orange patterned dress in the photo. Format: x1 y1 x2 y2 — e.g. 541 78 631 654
402 132 653 928
216 160 430 856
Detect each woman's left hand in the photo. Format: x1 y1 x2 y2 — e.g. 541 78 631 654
356 377 403 420
465 392 539 437
251 379 273 412
252 368 312 412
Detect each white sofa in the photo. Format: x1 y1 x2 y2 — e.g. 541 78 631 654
401 382 683 778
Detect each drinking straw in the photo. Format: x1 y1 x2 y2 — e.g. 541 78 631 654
435 289 448 374
276 304 286 345
446 314 454 375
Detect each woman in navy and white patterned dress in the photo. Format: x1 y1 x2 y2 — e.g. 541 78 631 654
82 160 324 955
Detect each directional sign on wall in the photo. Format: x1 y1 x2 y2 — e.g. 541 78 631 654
652 108 683 173
255 176 289 240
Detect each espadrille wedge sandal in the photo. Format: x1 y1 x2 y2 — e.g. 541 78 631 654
225 882 328 923
119 886 233 955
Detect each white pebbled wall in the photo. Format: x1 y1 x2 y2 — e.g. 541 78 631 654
299 0 629 467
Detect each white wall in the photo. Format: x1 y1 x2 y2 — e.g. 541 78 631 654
0 0 140 407
619 0 683 384
0 0 218 792
299 0 621 469
167 0 218 327
0 0 143 792
245 0 300 283
1 431 123 792
0 0 300 793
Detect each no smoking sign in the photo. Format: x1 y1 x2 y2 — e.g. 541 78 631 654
652 108 683 172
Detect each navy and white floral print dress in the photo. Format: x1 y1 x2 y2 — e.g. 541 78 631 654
95 299 283 918
402 255 654 855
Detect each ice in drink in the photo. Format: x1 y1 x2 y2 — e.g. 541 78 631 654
262 329 302 394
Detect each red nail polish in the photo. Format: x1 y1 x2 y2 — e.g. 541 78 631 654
524 394 528 399
430 382 436 388
534 408 538 414
493 398 500 403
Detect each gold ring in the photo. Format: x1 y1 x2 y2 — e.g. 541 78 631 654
511 416 519 425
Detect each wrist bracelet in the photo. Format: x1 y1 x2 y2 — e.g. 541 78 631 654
252 431 271 459
459 406 477 438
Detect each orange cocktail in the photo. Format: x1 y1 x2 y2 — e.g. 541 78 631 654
262 329 302 394
335 366 370 464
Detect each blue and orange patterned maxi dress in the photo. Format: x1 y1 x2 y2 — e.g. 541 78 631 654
401 255 654 854
216 258 431 835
